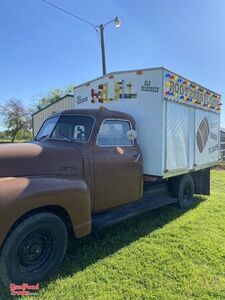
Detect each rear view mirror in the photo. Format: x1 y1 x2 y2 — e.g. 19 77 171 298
127 129 137 141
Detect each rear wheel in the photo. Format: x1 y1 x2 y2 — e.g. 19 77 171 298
173 174 194 209
0 212 68 286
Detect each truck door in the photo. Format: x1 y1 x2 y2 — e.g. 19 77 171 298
92 118 143 212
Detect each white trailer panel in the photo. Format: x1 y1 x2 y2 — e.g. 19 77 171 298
195 109 220 168
74 68 221 178
165 101 189 173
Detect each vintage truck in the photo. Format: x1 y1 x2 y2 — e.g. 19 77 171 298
0 68 221 285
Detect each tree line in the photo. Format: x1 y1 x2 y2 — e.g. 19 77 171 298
0 85 74 142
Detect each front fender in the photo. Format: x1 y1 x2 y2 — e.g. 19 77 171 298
0 176 92 247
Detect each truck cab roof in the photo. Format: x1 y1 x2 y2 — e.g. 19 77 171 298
51 108 135 124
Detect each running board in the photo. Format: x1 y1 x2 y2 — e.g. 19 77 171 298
92 194 177 230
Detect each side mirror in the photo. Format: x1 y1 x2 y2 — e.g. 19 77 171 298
127 129 137 141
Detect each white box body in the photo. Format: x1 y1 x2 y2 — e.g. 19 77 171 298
74 68 221 178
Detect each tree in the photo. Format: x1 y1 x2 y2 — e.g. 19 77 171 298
65 83 75 95
0 131 7 140
34 84 75 111
16 129 32 141
0 99 31 142
36 89 62 110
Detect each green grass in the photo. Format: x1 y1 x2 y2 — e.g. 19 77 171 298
0 140 26 143
2 170 225 299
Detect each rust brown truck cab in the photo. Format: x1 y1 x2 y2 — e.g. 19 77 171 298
0 108 209 286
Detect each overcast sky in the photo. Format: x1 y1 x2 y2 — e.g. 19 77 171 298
0 0 224 127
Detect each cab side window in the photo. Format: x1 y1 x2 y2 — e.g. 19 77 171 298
97 119 133 146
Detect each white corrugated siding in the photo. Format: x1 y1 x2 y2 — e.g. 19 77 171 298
32 95 75 136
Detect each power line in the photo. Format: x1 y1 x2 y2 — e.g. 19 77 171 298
40 0 101 46
40 0 97 28
94 28 101 45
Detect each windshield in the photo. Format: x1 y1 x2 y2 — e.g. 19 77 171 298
36 115 94 143
35 116 59 141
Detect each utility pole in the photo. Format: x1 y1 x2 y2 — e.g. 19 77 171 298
100 24 106 75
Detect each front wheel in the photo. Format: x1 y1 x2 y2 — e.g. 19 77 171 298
0 212 68 286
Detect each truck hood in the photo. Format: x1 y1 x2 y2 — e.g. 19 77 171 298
0 141 83 178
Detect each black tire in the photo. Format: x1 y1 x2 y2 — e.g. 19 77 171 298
0 212 68 287
173 174 194 209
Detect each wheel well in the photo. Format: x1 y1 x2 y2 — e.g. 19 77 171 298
167 173 194 197
1 205 75 250
168 170 210 196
